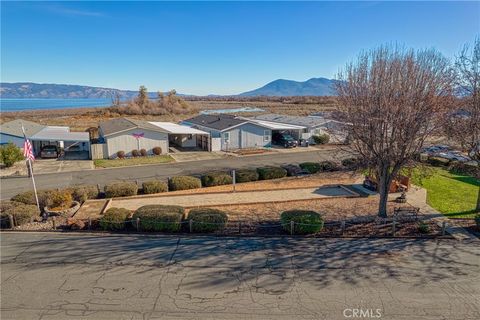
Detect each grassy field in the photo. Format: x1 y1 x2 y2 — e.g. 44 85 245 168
411 167 479 218
94 155 175 168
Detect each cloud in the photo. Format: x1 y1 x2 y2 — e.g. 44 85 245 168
43 4 106 18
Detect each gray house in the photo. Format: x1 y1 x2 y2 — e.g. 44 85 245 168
181 114 304 151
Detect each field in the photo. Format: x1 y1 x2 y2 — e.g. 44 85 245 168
411 167 479 218
0 97 339 131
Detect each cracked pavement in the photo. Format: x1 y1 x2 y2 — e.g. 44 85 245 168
1 233 479 320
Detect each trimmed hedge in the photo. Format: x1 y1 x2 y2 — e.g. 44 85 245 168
117 150 125 159
168 176 202 191
99 207 131 231
318 161 339 172
142 180 168 194
131 149 140 157
46 190 73 209
133 205 185 232
280 210 324 234
69 185 100 202
11 190 51 208
152 146 162 155
448 162 480 179
104 182 138 198
201 171 233 187
342 157 360 169
234 169 259 183
312 133 330 145
256 166 287 180
0 202 40 228
299 162 321 174
188 208 228 233
281 164 303 176
140 149 148 156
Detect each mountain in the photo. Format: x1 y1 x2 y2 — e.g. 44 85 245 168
239 77 336 96
0 83 159 99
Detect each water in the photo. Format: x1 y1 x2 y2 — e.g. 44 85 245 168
200 106 264 115
0 98 113 112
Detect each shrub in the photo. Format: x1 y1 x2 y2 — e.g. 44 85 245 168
104 182 138 198
312 134 330 145
256 166 287 180
417 221 430 234
46 190 73 210
142 180 168 194
280 210 324 234
0 143 24 167
11 190 51 208
133 205 185 232
449 162 480 179
234 169 259 182
1 202 39 227
201 171 232 187
188 208 228 233
152 146 162 155
427 156 450 167
342 157 360 170
69 185 100 203
299 162 321 174
318 161 339 172
168 176 202 191
281 164 303 176
475 214 480 229
117 150 125 159
131 149 140 157
99 207 131 231
140 148 148 156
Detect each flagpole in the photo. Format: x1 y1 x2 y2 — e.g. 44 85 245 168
21 123 41 213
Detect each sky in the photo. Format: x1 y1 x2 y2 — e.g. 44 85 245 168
1 1 479 95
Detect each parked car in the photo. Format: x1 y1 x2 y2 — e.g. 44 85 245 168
40 145 59 159
272 132 298 148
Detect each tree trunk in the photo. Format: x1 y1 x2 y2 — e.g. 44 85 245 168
476 185 480 212
377 167 390 218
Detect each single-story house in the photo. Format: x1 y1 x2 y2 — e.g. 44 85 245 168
98 118 210 158
252 114 349 143
181 114 305 151
0 119 91 159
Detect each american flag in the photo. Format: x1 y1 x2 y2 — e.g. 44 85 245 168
23 138 35 161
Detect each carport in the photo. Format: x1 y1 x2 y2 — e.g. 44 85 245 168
247 119 306 140
30 127 91 160
149 122 211 151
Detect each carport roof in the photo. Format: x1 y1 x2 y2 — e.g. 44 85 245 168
31 128 90 142
242 119 305 130
149 122 208 135
253 114 330 128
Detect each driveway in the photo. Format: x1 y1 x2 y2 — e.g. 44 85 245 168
1 233 478 320
0 148 348 199
0 159 94 177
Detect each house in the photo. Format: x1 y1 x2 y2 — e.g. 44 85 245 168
252 114 349 143
181 114 304 151
98 118 210 158
0 119 91 159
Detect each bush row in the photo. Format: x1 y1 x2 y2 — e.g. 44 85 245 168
11 185 100 208
0 200 40 228
116 147 162 159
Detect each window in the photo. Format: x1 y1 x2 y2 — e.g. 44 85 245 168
223 132 230 143
263 130 270 142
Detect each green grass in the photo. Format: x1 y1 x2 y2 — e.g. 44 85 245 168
94 155 175 168
410 167 479 218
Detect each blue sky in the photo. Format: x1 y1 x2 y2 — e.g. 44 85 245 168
1 1 479 95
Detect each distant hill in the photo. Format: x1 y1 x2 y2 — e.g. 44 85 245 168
0 83 159 99
239 77 337 96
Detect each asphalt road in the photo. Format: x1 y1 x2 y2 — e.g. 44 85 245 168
0 149 347 200
1 233 479 320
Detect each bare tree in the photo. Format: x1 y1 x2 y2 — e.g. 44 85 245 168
335 45 454 217
135 85 149 108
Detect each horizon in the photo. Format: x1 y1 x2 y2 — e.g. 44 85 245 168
1 1 479 95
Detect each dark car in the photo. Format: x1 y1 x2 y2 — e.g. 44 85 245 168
40 145 59 159
272 132 298 148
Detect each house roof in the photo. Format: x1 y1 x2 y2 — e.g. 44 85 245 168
182 114 248 131
149 122 208 135
31 128 90 142
99 118 168 137
253 114 330 128
0 119 46 138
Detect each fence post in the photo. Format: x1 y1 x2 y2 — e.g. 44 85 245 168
392 217 396 237
136 218 140 231
341 220 346 235
8 215 14 229
290 220 294 236
52 217 56 230
30 216 34 224
189 219 193 233
442 221 446 236
232 169 236 193
88 218 92 230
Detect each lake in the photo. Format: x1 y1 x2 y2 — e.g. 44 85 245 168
200 106 264 114
0 98 113 112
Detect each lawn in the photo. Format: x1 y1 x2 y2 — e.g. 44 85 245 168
411 167 479 218
94 155 175 168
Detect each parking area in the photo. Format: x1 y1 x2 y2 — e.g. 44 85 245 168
29 159 94 174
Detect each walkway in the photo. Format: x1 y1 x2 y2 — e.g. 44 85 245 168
111 185 357 210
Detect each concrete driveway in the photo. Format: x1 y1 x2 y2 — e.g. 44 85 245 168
1 233 479 320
